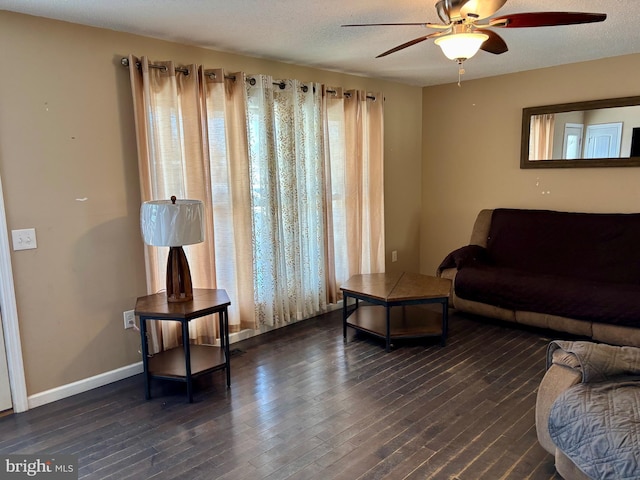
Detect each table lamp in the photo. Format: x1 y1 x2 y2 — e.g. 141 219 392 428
140 196 204 303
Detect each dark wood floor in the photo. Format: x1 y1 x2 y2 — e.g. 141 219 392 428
0 308 564 479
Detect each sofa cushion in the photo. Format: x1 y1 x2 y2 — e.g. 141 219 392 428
455 265 640 327
486 209 640 285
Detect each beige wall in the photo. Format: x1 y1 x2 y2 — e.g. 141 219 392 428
0 11 423 396
421 54 640 276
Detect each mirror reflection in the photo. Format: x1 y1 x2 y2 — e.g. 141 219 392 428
530 106 640 160
521 96 640 168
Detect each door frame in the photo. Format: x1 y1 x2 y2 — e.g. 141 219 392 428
0 173 28 412
562 123 584 159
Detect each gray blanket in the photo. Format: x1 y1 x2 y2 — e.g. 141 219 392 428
547 340 640 382
547 341 640 479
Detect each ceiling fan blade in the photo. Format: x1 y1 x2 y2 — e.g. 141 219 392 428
376 31 448 58
342 22 450 29
480 29 508 55
489 12 606 28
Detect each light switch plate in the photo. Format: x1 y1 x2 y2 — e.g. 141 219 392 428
12 228 37 251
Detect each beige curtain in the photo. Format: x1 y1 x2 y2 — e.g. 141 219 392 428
129 55 385 347
202 69 256 331
346 90 385 275
325 88 385 293
128 56 217 351
530 113 555 160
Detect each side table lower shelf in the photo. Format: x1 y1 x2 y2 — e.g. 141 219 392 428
149 345 226 379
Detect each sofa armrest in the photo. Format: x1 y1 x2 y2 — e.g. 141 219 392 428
436 244 490 275
535 362 582 454
469 209 493 247
437 267 457 307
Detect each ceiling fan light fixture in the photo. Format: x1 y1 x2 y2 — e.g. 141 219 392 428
434 32 489 61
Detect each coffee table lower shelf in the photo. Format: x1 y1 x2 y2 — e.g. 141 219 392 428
346 305 444 344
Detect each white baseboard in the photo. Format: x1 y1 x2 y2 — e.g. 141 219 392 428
229 329 258 343
25 301 346 410
227 300 345 344
27 362 143 410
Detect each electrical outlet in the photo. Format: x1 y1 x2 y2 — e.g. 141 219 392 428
123 310 136 329
392 250 398 262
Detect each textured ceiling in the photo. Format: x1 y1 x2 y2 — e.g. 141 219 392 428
1 0 639 86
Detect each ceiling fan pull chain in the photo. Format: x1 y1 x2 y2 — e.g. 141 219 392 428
457 60 465 87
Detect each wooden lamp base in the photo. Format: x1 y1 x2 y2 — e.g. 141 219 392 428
166 246 193 303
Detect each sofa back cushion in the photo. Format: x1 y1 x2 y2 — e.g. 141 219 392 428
486 209 640 284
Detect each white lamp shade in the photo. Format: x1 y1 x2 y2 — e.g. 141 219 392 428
140 199 205 247
434 32 489 60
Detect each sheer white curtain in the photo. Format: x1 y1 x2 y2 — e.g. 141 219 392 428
246 76 328 327
128 56 385 349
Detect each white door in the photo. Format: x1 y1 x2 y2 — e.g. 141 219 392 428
0 171 26 413
584 122 623 158
0 312 12 411
563 123 584 159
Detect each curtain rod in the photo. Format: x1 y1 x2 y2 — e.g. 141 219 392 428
121 58 377 101
121 57 235 81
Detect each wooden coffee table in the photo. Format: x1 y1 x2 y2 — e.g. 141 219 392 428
341 272 452 352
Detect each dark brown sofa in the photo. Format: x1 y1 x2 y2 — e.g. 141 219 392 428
437 208 640 347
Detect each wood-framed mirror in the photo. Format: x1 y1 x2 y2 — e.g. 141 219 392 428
520 96 640 168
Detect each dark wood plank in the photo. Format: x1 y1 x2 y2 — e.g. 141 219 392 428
0 309 564 479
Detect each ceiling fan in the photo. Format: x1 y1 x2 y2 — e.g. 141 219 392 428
343 0 606 73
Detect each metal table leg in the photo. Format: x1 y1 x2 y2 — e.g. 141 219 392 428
441 300 448 347
342 294 348 342
385 305 391 352
139 315 151 400
182 320 193 403
221 308 231 388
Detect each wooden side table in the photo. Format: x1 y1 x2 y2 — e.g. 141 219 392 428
134 288 231 402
